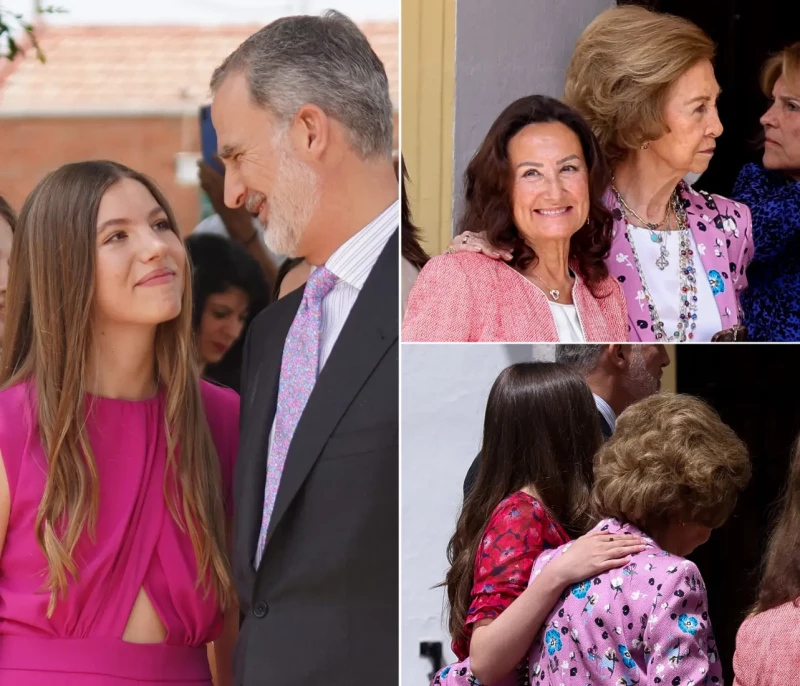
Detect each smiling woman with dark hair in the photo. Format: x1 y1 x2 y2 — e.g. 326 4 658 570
402 94 628 342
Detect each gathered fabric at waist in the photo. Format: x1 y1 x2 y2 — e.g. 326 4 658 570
0 635 212 682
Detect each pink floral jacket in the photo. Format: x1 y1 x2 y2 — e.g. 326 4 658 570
605 183 754 341
528 518 722 686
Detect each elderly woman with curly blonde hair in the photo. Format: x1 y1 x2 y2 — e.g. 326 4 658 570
527 393 751 685
451 6 754 342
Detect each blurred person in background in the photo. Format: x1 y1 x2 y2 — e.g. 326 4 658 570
733 430 800 684
186 234 270 393
734 41 800 340
196 160 279 287
210 10 399 685
271 256 311 300
0 161 238 685
0 196 15 352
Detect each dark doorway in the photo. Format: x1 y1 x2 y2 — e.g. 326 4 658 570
676 344 797 683
618 0 800 196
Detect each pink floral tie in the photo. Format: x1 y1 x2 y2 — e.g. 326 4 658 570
255 266 338 568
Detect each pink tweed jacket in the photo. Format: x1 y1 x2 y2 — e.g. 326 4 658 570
606 182 754 341
733 600 800 686
401 252 629 342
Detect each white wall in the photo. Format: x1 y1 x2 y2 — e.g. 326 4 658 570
401 344 555 685
450 0 614 225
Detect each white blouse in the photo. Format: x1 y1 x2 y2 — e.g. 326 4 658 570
628 225 722 341
548 301 586 342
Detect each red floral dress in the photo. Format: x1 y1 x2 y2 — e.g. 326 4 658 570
452 491 570 660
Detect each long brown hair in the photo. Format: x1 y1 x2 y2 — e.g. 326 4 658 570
0 195 15 232
445 362 601 648
457 95 613 295
401 156 429 270
752 436 800 615
0 161 233 615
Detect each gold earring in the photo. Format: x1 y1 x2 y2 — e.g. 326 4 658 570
641 141 650 150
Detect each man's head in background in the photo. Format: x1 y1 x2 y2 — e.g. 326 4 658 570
209 11 395 264
556 344 671 415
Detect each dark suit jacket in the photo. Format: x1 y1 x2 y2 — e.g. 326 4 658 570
462 407 613 499
233 231 398 685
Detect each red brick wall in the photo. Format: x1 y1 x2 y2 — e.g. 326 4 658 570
0 116 203 235
0 112 400 234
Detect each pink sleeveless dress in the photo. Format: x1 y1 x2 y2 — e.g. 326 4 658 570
0 379 239 685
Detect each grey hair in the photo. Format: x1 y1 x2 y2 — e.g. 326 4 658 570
210 10 394 160
555 345 606 376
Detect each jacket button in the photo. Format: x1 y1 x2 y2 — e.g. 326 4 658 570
253 601 268 618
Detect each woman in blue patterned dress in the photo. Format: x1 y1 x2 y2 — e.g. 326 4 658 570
735 42 800 340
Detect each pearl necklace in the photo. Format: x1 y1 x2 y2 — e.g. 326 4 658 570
613 189 699 341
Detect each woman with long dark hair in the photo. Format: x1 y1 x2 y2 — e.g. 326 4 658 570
400 157 429 316
403 95 628 342
435 363 644 685
733 436 800 683
0 161 238 685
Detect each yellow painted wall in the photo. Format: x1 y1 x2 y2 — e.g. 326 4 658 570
401 0 456 256
662 345 677 393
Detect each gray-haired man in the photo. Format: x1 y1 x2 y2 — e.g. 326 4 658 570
210 12 399 685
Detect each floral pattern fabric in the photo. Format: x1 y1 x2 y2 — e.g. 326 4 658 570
452 491 570 660
528 518 722 685
605 182 753 341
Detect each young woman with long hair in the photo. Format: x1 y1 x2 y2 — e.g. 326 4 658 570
436 363 645 686
733 437 800 684
0 161 238 685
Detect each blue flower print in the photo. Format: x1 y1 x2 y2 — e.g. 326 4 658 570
678 613 698 635
571 580 591 599
545 628 563 656
440 667 450 678
708 269 725 295
618 644 635 669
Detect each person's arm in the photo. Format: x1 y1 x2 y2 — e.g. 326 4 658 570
212 517 239 686
644 560 722 686
469 530 645 684
197 162 278 285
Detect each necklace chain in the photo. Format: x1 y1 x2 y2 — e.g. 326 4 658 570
612 187 699 342
528 270 564 302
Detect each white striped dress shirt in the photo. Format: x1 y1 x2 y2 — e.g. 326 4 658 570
256 201 398 565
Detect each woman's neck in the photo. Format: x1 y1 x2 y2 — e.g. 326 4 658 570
613 154 686 225
86 322 158 400
521 240 573 290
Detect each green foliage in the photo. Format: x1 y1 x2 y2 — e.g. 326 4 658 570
0 4 67 63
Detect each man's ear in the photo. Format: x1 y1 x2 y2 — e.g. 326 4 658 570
289 104 330 162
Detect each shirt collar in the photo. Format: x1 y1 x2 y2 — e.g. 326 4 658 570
317 200 399 290
593 393 617 432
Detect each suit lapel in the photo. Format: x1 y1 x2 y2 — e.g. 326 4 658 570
236 290 302 583
683 188 738 328
261 230 399 559
606 215 653 341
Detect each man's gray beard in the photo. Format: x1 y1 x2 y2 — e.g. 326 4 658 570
625 349 660 401
261 136 319 257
